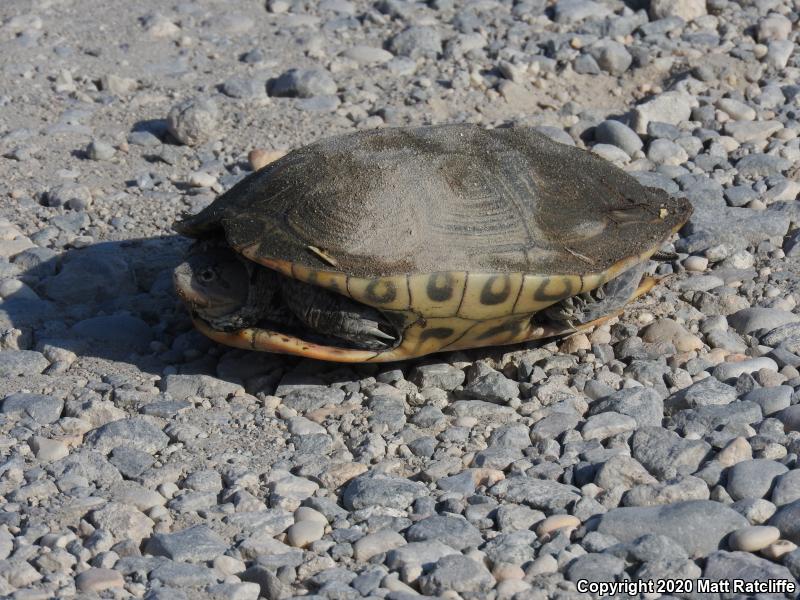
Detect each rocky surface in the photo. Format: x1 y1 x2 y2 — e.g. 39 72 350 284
0 0 799 598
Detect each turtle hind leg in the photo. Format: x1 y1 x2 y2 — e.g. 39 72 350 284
280 278 397 350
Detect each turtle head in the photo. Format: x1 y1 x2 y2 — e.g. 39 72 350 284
173 243 251 322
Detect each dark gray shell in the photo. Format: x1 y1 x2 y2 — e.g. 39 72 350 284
175 124 692 278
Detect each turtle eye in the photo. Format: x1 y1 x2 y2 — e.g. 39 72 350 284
198 267 217 283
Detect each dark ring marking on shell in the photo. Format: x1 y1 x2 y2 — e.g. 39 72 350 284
419 327 455 341
480 275 512 305
365 279 397 304
426 273 455 302
533 276 575 302
476 319 524 341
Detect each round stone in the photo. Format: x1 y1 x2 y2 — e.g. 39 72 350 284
75 568 124 592
294 506 328 525
728 526 780 552
167 97 219 146
286 520 324 548
684 256 708 272
535 515 580 538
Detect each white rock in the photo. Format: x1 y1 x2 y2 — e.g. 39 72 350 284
729 526 780 552
294 506 328 525
342 46 394 65
761 539 797 560
286 520 324 548
649 0 706 21
29 436 69 461
75 567 124 592
353 529 406 561
757 14 792 43
684 256 708 272
535 514 581 538
632 91 695 134
715 98 756 121
765 40 794 70
188 172 217 188
712 357 778 381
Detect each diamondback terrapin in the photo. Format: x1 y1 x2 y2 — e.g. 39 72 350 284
173 124 692 362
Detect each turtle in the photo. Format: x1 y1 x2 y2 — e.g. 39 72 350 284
173 124 692 363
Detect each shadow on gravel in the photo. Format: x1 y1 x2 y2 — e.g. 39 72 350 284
4 236 205 375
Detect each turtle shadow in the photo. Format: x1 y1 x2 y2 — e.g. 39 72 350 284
4 236 209 377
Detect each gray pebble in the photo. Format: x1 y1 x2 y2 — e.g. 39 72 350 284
588 41 632 75
772 471 800 507
594 120 642 156
491 476 580 511
2 392 63 424
405 515 482 551
410 363 464 390
728 308 799 335
587 387 664 427
87 140 116 161
631 426 710 479
418 554 494 595
388 26 442 58
567 553 625 584
86 417 170 454
269 68 337 98
145 525 228 562
594 500 748 557
166 97 219 146
281 386 345 412
727 459 788 501
703 550 796 588
0 350 49 377
342 473 427 510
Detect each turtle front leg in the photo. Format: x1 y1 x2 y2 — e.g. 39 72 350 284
280 278 397 350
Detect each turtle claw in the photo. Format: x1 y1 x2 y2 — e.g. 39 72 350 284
363 326 396 341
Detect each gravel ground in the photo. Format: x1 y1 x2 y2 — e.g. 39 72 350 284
1 0 800 599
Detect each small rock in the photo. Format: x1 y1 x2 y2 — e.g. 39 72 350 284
167 97 219 146
388 26 441 58
248 148 286 171
757 14 792 43
535 515 581 538
418 554 494 595
286 520 324 548
269 68 337 98
87 140 116 161
342 46 394 64
145 526 228 562
649 0 705 21
353 529 406 562
632 92 694 134
75 568 124 592
594 120 642 156
729 526 780 552
595 500 747 557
